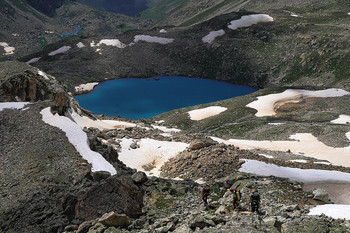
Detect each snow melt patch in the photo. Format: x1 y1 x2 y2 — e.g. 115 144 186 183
0 102 29 111
331 115 350 124
239 159 350 184
76 42 86 48
26 57 41 64
48 46 71 56
70 111 137 130
74 82 99 93
0 42 15 55
41 107 116 175
152 125 181 133
202 29 225 44
309 204 350 220
188 106 227 121
118 138 188 176
134 35 174 44
247 88 350 117
211 132 350 167
228 14 274 30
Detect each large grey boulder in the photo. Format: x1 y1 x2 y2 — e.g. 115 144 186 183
312 188 330 203
132 171 148 183
189 215 216 229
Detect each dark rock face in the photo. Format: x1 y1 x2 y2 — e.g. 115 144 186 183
0 65 69 114
75 175 144 220
26 0 64 17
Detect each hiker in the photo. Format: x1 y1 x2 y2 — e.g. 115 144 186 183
229 185 242 209
250 189 260 213
201 184 210 206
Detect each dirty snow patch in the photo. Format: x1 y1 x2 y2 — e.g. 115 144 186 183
239 159 350 184
48 46 71 56
0 102 30 111
76 42 86 48
247 88 350 117
26 57 41 64
152 125 181 133
188 106 227 121
211 132 350 167
41 107 116 174
309 204 350 220
202 29 225 43
70 111 137 130
118 138 188 176
0 42 15 55
134 35 174 44
228 14 274 30
331 115 350 124
75 82 99 93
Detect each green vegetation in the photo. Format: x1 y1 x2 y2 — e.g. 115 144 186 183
139 0 186 20
115 23 134 32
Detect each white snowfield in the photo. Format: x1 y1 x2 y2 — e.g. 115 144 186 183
239 159 350 184
0 42 15 55
76 42 86 48
134 35 174 44
0 102 29 111
247 88 350 117
188 106 227 121
26 57 41 64
211 131 350 167
202 30 225 43
309 205 350 220
41 107 116 175
74 82 99 93
331 115 350 124
96 39 127 48
48 46 71 56
228 14 274 30
117 138 188 176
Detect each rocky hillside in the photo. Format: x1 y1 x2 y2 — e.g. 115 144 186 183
26 0 65 17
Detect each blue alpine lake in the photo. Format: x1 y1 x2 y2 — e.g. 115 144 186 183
74 76 258 120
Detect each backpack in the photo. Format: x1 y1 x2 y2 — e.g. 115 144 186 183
251 192 259 203
235 190 241 201
202 185 210 194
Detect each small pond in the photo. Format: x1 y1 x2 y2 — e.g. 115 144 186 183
74 76 258 120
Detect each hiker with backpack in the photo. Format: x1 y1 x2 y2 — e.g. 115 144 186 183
229 184 242 209
201 184 210 207
250 189 260 213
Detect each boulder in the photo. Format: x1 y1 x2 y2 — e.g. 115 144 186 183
188 139 214 150
215 205 229 215
189 215 216 229
98 212 130 227
77 220 96 233
75 176 144 220
92 171 111 182
312 188 330 203
132 171 148 183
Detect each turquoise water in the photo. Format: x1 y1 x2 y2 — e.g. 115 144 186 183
75 76 258 120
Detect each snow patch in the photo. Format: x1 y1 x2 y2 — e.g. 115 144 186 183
211 132 350 167
74 82 99 93
70 111 137 130
239 159 350 184
41 107 116 174
314 161 331 165
247 89 350 117
0 102 30 111
76 42 86 48
291 13 300 17
97 39 126 48
259 154 274 159
331 115 350 124
12 33 19 37
0 42 15 55
134 35 174 44
26 57 41 64
202 30 225 44
118 138 188 176
188 106 227 121
309 204 350 220
159 29 167 33
228 14 274 30
289 159 308 163
38 70 50 80
48 46 71 56
151 125 181 133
